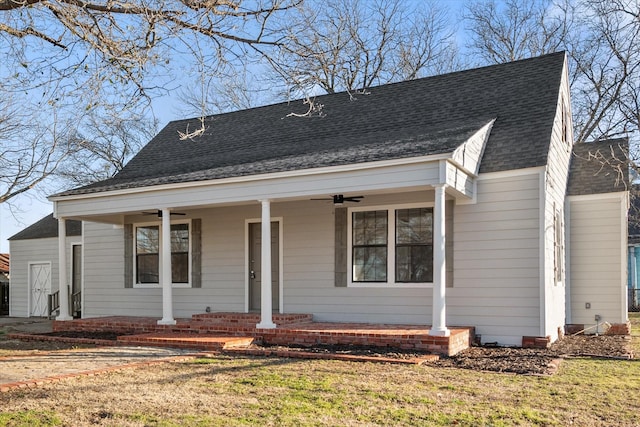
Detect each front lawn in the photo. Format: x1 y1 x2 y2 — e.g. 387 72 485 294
1 314 639 426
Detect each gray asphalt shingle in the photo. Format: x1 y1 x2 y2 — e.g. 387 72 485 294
8 214 82 241
567 138 629 196
54 52 566 197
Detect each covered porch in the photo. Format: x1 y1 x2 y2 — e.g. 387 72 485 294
48 121 492 350
52 313 474 356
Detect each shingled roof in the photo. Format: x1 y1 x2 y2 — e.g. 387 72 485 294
8 214 82 241
0 253 9 274
54 52 566 197
567 138 629 196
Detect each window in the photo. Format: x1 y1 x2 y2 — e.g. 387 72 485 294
352 210 388 282
561 96 571 146
351 206 433 285
135 222 190 285
554 208 564 284
396 208 433 282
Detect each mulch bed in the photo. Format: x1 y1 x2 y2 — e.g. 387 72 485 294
11 331 636 375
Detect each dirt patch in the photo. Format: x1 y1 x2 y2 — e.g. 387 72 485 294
249 334 633 375
2 328 634 375
428 335 633 375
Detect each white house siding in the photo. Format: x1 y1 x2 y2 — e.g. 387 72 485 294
568 194 628 328
81 191 438 323
9 235 81 317
276 191 436 324
82 217 249 318
80 178 550 347
448 171 542 346
541 63 574 342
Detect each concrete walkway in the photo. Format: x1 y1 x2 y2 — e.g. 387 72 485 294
0 317 196 392
0 317 53 334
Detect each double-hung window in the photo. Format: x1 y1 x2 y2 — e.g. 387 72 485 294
135 222 190 286
350 205 433 286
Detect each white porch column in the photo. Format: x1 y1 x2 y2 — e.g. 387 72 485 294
56 217 73 321
256 199 276 329
430 184 450 336
158 208 176 325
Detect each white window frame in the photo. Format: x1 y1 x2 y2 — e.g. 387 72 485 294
347 202 434 288
133 219 192 289
553 208 564 285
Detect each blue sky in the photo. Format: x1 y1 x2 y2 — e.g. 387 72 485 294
0 0 471 252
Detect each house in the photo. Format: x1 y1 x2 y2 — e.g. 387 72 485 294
9 52 631 347
8 214 82 317
627 186 640 311
566 139 629 333
1 253 9 315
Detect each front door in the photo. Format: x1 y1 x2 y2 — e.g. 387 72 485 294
249 222 279 312
29 263 51 317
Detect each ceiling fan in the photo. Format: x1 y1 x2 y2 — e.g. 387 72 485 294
311 194 364 204
141 210 186 218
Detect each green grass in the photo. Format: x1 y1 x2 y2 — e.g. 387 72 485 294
1 315 639 426
2 353 640 426
0 411 62 427
629 312 640 335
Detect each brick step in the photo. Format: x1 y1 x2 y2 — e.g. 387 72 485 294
191 312 313 326
117 333 255 351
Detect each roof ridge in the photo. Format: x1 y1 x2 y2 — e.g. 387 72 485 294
172 51 567 125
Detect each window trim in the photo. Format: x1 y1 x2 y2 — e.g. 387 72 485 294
347 202 434 288
133 219 192 289
553 207 564 285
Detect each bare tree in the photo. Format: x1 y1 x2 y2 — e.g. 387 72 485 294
465 0 571 64
0 0 298 106
55 111 158 188
0 0 299 206
0 97 78 204
568 0 640 143
265 0 460 97
464 0 640 144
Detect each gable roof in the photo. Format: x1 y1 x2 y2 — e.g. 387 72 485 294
567 138 629 196
54 52 567 197
8 214 82 241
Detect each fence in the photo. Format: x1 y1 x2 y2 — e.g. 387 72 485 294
630 288 640 312
0 282 8 315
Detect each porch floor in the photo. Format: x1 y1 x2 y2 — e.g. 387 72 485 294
53 313 473 356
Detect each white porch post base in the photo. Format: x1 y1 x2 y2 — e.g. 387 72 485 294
429 184 450 337
158 208 176 326
256 199 276 329
56 217 73 321
429 327 451 337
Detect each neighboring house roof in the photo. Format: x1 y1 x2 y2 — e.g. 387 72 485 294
8 214 82 241
0 253 8 274
567 138 629 196
54 52 567 197
629 184 640 245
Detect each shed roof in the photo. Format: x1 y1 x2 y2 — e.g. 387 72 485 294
8 214 82 241
54 52 567 198
567 138 629 196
